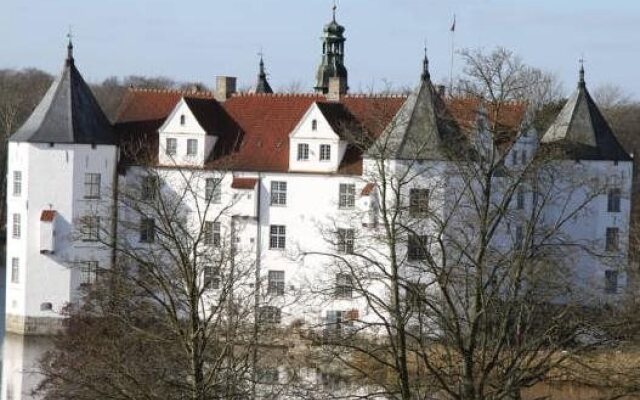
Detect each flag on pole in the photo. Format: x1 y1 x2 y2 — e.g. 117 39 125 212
450 14 456 32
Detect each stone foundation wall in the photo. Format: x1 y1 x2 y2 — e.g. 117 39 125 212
5 314 66 336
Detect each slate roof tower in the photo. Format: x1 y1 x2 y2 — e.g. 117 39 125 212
254 55 273 94
314 4 348 95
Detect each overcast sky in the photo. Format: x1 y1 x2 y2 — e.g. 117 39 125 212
1 0 639 98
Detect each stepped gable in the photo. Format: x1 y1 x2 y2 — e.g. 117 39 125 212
541 66 631 161
11 42 115 145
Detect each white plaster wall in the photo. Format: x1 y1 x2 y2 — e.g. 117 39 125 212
289 104 343 173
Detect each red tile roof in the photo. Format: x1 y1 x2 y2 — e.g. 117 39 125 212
361 183 375 196
40 210 56 222
231 177 258 189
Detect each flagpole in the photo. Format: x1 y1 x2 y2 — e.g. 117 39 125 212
449 14 456 95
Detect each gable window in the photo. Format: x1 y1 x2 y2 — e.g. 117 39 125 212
81 216 100 242
320 144 331 161
409 189 429 216
84 173 101 199
337 228 355 254
269 225 286 249
335 273 353 299
259 306 281 324
515 225 524 250
166 138 177 156
312 119 318 131
80 261 98 285
204 221 221 246
12 214 21 239
267 270 285 296
516 188 525 210
180 114 186 126
141 176 158 200
205 178 222 203
607 188 621 213
408 234 429 260
605 227 619 252
204 265 220 290
297 143 309 161
338 183 356 209
11 258 19 284
270 181 287 206
187 139 198 156
605 270 619 294
140 218 156 243
13 171 22 196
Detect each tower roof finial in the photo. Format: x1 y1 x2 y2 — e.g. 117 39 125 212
421 45 430 81
578 56 585 88
66 26 74 65
332 0 337 22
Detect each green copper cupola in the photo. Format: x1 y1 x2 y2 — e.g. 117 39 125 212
314 4 348 95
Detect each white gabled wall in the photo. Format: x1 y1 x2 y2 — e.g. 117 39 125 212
158 99 217 167
289 103 344 173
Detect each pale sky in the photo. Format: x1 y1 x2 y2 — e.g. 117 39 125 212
1 0 639 98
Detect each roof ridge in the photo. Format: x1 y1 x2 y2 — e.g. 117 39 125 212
128 87 215 97
231 92 321 98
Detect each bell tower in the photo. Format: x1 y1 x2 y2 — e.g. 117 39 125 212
314 3 348 95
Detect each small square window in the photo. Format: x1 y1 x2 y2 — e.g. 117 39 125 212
297 143 309 161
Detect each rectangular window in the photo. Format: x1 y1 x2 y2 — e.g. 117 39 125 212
13 171 22 196
140 218 156 243
605 270 619 294
141 176 158 200
259 306 281 324
607 188 621 213
204 265 220 290
319 144 331 161
520 150 527 165
166 138 177 156
325 310 353 331
515 225 524 250
511 150 518 165
516 189 525 210
337 229 355 254
408 234 429 260
11 258 19 284
205 178 221 203
267 270 285 296
409 189 429 216
12 214 20 239
80 261 98 285
606 227 619 252
187 139 198 156
335 273 353 299
84 173 101 199
297 143 309 161
339 183 356 209
81 216 100 242
270 181 287 206
204 221 221 246
269 225 286 249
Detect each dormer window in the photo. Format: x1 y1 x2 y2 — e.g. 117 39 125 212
297 143 309 161
180 114 186 126
320 144 331 161
312 119 318 131
187 139 198 156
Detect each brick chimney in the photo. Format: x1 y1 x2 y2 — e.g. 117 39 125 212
215 76 237 102
327 76 347 102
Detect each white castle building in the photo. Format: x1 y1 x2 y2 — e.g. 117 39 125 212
4 12 633 336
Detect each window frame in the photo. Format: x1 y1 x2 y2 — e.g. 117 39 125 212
335 273 353 299
140 218 156 243
605 227 619 252
12 213 20 239
84 173 101 199
269 225 286 250
270 181 287 206
165 138 177 156
297 143 309 161
515 188 525 210
408 234 429 260
204 221 221 247
13 171 22 197
319 144 331 161
11 257 19 284
186 138 198 156
259 306 282 324
267 270 285 296
81 215 101 242
80 261 98 285
409 188 430 216
141 176 158 201
605 270 619 294
337 228 355 254
338 183 356 209
607 188 621 213
205 178 222 204
203 265 221 290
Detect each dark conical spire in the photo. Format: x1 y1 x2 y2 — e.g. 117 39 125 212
10 41 115 145
578 58 586 89
421 47 430 81
255 53 273 94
